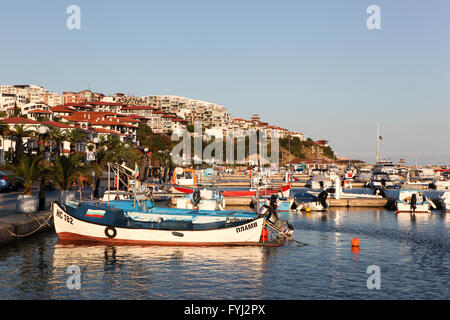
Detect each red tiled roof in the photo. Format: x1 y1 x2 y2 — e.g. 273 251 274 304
85 101 125 106
27 109 52 114
42 121 75 129
0 117 40 124
51 105 75 113
121 106 158 110
93 128 126 136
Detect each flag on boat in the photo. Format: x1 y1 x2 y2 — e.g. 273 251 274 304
85 209 106 218
134 162 139 179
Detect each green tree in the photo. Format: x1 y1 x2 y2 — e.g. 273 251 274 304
9 123 35 162
13 155 45 195
48 154 85 191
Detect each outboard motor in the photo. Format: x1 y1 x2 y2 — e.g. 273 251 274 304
317 190 328 209
147 186 154 200
192 188 201 208
269 194 278 211
374 187 386 197
259 204 294 236
410 193 417 212
250 196 257 210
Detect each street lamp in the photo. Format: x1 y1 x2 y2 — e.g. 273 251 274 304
37 125 49 211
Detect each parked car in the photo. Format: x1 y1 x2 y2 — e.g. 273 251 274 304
0 171 10 192
0 170 24 191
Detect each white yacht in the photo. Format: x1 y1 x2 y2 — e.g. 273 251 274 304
438 191 450 212
430 170 450 190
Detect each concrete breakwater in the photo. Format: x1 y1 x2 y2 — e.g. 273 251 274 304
0 211 53 246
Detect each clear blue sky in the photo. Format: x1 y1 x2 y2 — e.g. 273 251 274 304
1 0 449 165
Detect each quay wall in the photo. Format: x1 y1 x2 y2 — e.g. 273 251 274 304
0 211 53 246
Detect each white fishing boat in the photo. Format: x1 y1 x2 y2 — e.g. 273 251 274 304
366 172 399 189
438 191 450 212
396 190 431 213
176 188 225 211
354 168 372 182
52 201 293 246
306 174 333 190
308 178 383 199
171 167 198 193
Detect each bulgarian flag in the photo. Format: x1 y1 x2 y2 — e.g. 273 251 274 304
85 209 106 218
134 162 139 179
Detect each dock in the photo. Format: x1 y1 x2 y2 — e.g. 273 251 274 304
0 211 53 246
172 195 390 208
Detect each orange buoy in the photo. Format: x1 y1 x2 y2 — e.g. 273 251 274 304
261 228 269 237
351 238 360 247
260 228 269 242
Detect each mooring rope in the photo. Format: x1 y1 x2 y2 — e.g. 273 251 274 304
5 212 53 238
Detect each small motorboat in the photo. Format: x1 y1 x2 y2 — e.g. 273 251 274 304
295 189 329 212
305 174 332 190
396 190 431 213
366 172 400 189
176 188 225 211
174 183 291 198
438 191 450 212
253 194 297 212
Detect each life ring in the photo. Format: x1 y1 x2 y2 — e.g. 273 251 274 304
104 226 117 239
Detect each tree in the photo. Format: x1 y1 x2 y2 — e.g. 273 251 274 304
67 128 88 154
9 123 35 162
49 154 85 191
48 127 68 157
13 155 45 195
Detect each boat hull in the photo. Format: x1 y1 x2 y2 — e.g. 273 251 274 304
53 203 266 246
396 202 431 213
174 185 291 198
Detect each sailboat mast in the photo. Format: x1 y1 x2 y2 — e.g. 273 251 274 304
376 121 380 163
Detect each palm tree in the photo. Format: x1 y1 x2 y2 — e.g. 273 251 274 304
0 122 9 160
13 155 44 195
48 127 68 157
9 123 35 162
49 154 85 191
67 128 87 155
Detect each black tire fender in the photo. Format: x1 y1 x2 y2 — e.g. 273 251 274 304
105 226 117 239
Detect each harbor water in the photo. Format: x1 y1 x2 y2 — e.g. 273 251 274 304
0 189 449 300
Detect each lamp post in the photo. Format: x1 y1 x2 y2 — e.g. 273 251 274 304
37 125 49 211
92 137 100 199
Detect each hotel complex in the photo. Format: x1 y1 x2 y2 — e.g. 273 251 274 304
0 84 307 161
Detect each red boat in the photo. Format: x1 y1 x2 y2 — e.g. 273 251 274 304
173 184 291 198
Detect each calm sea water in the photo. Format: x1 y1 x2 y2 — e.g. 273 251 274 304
0 189 448 300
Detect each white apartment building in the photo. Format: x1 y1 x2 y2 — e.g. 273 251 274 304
141 95 231 127
0 93 26 112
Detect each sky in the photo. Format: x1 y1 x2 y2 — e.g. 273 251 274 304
0 0 449 165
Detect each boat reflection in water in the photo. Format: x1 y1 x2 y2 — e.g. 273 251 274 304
51 241 274 299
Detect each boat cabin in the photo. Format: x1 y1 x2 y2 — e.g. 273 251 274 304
171 167 198 187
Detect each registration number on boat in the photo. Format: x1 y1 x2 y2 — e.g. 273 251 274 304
56 209 73 225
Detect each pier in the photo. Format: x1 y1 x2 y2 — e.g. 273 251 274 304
172 195 390 208
0 211 53 246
